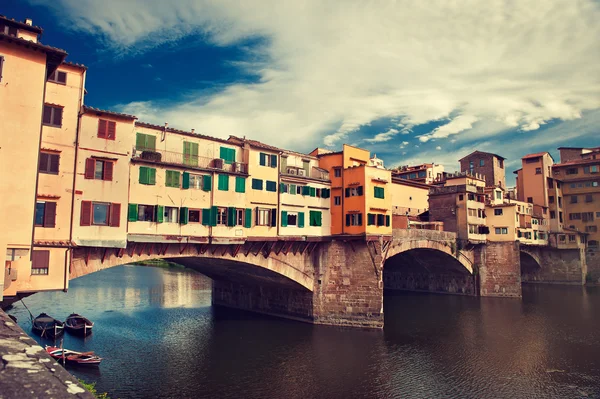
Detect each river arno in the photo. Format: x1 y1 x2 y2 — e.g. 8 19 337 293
8 265 600 399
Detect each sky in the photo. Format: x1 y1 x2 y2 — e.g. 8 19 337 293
5 0 600 185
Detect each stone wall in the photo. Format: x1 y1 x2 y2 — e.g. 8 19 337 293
476 242 522 297
521 246 586 284
586 250 600 283
384 271 476 295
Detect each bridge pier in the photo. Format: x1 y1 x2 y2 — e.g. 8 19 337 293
475 242 522 297
521 245 587 285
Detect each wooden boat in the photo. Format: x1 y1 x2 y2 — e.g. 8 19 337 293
32 313 64 339
65 313 94 336
45 346 103 366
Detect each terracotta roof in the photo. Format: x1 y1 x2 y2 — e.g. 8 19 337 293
458 150 506 162
316 150 343 158
552 158 600 167
62 61 87 70
135 121 231 145
522 152 549 160
390 177 431 190
513 168 522 174
0 15 43 34
228 135 317 159
0 32 67 76
83 105 137 120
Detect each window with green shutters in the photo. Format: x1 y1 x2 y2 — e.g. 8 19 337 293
183 141 199 166
252 178 263 190
266 180 277 192
218 174 229 191
309 210 322 227
374 187 385 199
220 147 236 165
244 208 252 228
259 152 277 168
367 213 376 226
235 177 246 193
136 133 156 151
139 166 156 185
165 170 180 188
202 207 218 226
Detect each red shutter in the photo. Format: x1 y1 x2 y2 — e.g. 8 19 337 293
80 201 92 226
107 121 116 140
43 202 56 228
38 152 49 172
103 161 114 181
109 203 121 227
31 250 50 269
97 119 107 138
50 154 60 173
53 107 62 127
42 106 52 124
84 158 95 179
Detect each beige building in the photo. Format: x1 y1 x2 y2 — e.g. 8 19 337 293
391 163 444 184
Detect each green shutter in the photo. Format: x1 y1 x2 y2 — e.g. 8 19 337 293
139 167 148 184
367 213 375 226
280 156 287 172
281 211 288 227
290 184 296 195
318 211 322 227
252 179 263 190
148 135 156 151
244 208 252 228
202 175 212 191
227 207 236 227
302 186 310 196
259 153 267 166
270 154 277 168
149 168 156 185
182 172 190 189
298 212 305 228
309 187 316 197
156 205 164 223
202 209 211 226
184 142 199 166
128 204 138 222
218 174 229 191
386 215 391 227
166 170 180 188
280 183 286 193
235 177 246 193
220 147 236 165
374 187 385 199
180 207 189 224
210 206 218 226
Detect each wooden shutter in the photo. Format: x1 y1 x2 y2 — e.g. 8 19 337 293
180 207 189 224
38 153 48 172
44 202 56 228
309 187 316 197
32 250 50 269
386 215 390 227
202 209 211 226
357 186 364 196
345 214 350 226
156 205 164 223
358 213 363 226
270 155 277 168
136 133 145 149
98 119 107 138
345 188 350 197
281 211 288 227
227 207 236 227
107 121 116 140
367 213 374 226
139 167 148 184
244 208 252 228
298 212 305 228
259 153 266 166
43 106 52 124
182 172 190 189
109 203 121 227
270 209 277 227
80 201 92 226
103 161 114 181
128 204 138 222
210 206 218 226
149 168 156 185
50 154 60 173
53 107 62 127
84 158 95 179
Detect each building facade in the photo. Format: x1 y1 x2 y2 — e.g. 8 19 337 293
459 150 506 189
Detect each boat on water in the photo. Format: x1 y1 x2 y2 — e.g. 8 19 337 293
32 313 64 339
45 346 103 366
65 313 94 336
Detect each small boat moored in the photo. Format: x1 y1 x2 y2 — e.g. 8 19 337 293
45 346 103 366
32 313 64 339
65 313 94 336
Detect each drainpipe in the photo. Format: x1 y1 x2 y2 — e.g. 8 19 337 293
66 70 85 292
276 151 282 238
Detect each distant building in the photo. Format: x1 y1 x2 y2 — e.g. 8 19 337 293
391 163 444 184
459 150 506 189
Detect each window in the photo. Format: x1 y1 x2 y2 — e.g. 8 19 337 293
334 168 342 178
334 196 341 206
288 212 299 227
35 201 56 227
220 147 236 165
346 213 362 226
236 209 245 226
345 186 364 197
495 191 502 200
138 166 156 185
252 179 263 190
547 178 554 188
569 213 581 220
266 180 277 192
136 133 156 151
582 212 594 222
495 227 508 234
591 165 599 173
38 152 59 174
459 194 464 201
81 202 120 226
296 185 304 195
85 158 114 181
549 196 555 204
469 161 474 170
218 174 229 191
259 152 278 168
1 24 18 37
256 208 274 226
164 207 179 223
165 170 180 188
31 250 50 275
309 211 323 227
468 208 477 217
97 119 116 140
374 187 385 199
585 194 593 203
569 235 576 243
48 70 67 84
469 224 478 234
566 168 578 175
494 209 503 216
570 195 578 204
535 167 542 174
586 225 598 233
42 104 63 127
479 159 485 166
137 205 155 222
217 207 228 226
188 174 206 190
188 209 201 223
525 158 539 164
527 197 533 203
418 170 427 178
183 141 199 166
235 177 246 193
597 212 600 218
589 240 599 248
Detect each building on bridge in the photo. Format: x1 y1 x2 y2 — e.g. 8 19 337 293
390 163 445 185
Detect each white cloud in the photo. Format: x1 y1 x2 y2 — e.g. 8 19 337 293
33 0 600 150
436 146 442 150
364 128 399 143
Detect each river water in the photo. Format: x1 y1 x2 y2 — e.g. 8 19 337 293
8 265 600 399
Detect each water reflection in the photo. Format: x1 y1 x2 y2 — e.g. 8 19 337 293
7 265 600 399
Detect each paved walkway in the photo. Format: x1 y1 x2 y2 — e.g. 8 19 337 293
0 310 94 399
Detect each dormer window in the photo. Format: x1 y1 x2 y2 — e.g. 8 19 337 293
0 23 18 37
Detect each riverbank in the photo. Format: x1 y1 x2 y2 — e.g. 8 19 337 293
0 309 94 399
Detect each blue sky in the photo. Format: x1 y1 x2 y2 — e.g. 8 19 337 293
6 0 600 185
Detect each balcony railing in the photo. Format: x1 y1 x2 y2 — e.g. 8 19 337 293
281 166 330 181
132 147 248 174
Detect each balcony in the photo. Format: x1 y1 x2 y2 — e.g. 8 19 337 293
281 166 330 181
132 147 248 174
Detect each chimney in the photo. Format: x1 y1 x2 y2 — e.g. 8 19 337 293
191 129 195 134
25 18 33 26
